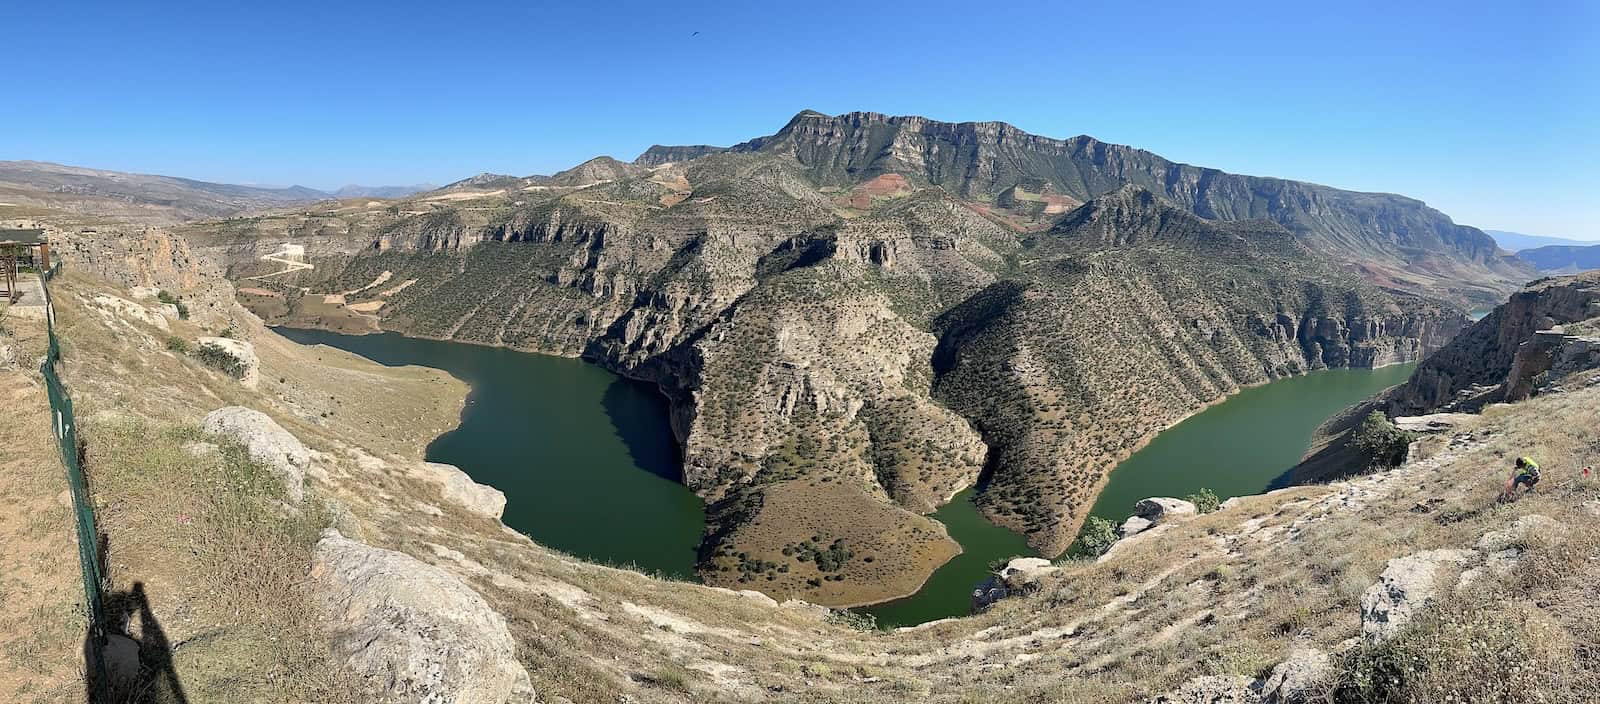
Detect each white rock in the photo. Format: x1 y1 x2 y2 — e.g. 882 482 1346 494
1120 515 1154 537
129 285 160 300
1152 674 1262 703
418 462 508 520
92 294 169 331
1134 497 1198 522
1476 514 1559 553
195 337 260 389
1259 648 1332 703
201 406 310 503
998 556 1060 589
310 530 533 704
1392 413 1474 433
1360 549 1476 643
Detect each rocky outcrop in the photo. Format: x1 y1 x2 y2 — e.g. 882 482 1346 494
90 294 171 332
1360 549 1476 643
195 337 259 389
1119 515 1154 537
970 557 1060 612
201 406 311 503
1392 413 1473 432
54 226 237 325
309 530 532 704
1134 497 1198 523
418 461 507 520
1151 675 1262 703
1392 272 1600 414
1258 648 1332 704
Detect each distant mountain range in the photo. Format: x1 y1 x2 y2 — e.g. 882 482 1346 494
1485 229 1596 252
1517 243 1600 274
330 183 437 199
0 160 432 224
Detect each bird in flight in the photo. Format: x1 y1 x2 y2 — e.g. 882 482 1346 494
691 31 700 36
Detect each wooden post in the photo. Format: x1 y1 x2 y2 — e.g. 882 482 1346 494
38 242 50 271
2 245 15 304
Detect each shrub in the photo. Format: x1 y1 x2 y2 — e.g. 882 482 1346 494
156 289 178 305
195 342 248 379
1353 411 1414 468
164 336 189 353
1072 516 1119 558
1185 487 1220 514
825 609 878 631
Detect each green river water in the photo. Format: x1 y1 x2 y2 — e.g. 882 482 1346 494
277 326 1413 628
276 328 706 579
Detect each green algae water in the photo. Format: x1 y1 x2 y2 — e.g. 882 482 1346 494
861 487 1035 627
861 363 1417 628
275 328 705 579
1085 363 1417 523
277 325 1414 626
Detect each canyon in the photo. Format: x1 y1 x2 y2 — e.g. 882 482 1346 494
162 112 1522 605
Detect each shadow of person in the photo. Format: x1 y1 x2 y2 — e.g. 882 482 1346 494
87 582 189 704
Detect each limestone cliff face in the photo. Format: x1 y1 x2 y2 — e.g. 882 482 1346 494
47 224 238 326
716 112 1527 308
1391 272 1600 414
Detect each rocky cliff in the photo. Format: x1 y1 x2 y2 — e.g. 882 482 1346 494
678 111 1528 307
179 159 1470 600
1391 271 1600 414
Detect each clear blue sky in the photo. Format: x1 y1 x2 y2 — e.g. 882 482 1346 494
3 0 1595 238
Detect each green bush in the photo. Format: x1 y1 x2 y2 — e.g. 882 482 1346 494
164 336 189 353
156 289 178 305
1353 411 1414 468
195 342 248 379
1185 487 1220 514
1072 516 1119 558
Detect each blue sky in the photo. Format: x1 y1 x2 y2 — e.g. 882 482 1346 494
2 1 1595 239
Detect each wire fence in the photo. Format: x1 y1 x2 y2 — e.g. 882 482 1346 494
36 262 109 680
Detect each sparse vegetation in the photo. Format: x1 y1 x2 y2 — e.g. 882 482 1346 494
194 340 248 378
1185 487 1220 514
1354 411 1415 468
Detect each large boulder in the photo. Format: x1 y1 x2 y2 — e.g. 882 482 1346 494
1134 497 1198 523
1391 413 1473 433
201 406 310 503
1259 648 1332 703
970 557 1060 612
997 557 1060 589
196 337 260 389
419 462 507 520
310 530 532 704
1360 549 1475 643
1120 515 1154 537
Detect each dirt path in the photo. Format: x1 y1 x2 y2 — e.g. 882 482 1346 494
0 318 87 702
244 244 313 281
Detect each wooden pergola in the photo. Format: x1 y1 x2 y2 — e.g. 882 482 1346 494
0 229 48 304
